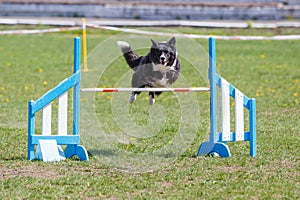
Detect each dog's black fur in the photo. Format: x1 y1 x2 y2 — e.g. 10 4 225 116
117 37 180 104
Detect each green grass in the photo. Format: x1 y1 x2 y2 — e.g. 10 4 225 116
172 26 300 36
0 25 299 199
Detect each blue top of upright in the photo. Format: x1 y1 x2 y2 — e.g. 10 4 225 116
208 37 218 143
74 37 80 73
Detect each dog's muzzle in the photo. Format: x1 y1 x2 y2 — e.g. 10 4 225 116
160 55 167 65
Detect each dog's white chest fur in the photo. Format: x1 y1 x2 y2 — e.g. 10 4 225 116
151 64 170 87
153 64 169 72
154 76 169 87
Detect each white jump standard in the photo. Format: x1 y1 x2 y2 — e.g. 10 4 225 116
27 37 256 161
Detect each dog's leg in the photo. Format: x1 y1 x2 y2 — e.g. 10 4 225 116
155 91 162 96
129 85 145 104
129 92 137 104
148 92 155 105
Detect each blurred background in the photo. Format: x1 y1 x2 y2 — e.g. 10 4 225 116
0 0 299 20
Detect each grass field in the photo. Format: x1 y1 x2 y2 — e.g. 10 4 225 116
0 25 299 199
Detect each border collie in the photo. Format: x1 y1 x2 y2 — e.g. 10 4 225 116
117 37 180 104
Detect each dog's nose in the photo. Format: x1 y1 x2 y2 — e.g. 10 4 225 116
160 55 166 62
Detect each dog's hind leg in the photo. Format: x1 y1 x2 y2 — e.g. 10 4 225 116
129 85 145 104
129 92 138 104
155 91 162 96
148 92 155 105
148 91 162 105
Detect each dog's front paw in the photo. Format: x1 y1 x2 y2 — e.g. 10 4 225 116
129 93 137 104
148 95 155 105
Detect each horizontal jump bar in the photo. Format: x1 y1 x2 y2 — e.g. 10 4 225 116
81 87 210 92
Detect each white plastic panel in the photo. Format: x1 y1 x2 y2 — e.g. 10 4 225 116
35 140 65 162
58 92 68 135
235 89 244 141
221 78 230 141
42 103 52 135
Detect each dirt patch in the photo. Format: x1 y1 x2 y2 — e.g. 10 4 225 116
282 107 300 114
161 182 174 187
0 164 62 180
280 160 295 169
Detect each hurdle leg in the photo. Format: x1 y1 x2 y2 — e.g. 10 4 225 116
198 142 231 157
249 98 257 157
28 100 35 160
65 144 89 161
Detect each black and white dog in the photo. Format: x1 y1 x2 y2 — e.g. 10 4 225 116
117 37 180 104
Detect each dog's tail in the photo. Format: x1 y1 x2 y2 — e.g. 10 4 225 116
117 41 141 71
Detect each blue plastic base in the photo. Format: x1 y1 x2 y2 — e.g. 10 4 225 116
65 144 89 161
198 142 231 157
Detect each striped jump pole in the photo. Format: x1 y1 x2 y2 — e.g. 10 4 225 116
81 87 210 93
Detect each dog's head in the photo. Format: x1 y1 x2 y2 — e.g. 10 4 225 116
150 37 177 66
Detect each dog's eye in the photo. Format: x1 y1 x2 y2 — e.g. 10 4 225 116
164 52 170 57
161 50 170 56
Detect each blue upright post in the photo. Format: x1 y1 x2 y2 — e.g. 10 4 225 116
249 98 257 157
73 37 80 136
65 37 89 161
208 38 217 143
27 100 35 160
198 37 231 157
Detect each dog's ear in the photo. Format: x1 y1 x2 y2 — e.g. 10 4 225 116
168 37 176 47
151 39 158 47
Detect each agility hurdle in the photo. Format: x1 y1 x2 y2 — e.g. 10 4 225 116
28 37 256 160
197 38 256 157
80 37 256 157
27 37 88 161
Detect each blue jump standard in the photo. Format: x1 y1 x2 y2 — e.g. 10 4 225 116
27 37 88 161
198 38 256 157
